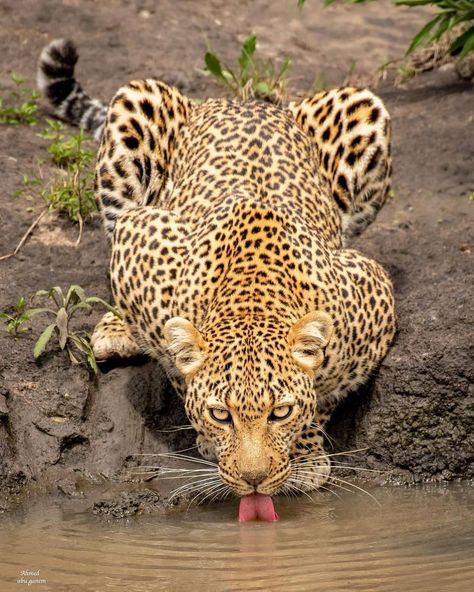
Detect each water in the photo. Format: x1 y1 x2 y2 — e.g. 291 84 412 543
1 485 473 592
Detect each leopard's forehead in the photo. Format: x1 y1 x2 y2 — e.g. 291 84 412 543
186 322 316 422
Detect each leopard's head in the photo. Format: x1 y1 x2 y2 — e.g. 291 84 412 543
163 310 333 496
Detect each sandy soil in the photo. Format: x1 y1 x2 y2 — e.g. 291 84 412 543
0 0 472 512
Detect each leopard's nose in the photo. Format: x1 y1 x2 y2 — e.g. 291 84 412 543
240 470 269 487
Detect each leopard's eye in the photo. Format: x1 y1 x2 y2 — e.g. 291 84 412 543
269 405 293 422
209 408 232 425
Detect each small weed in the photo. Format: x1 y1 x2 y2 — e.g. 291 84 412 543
14 120 97 241
0 73 40 126
1 286 120 373
204 33 291 103
0 297 32 334
14 171 44 199
38 120 97 224
44 163 96 225
38 119 95 168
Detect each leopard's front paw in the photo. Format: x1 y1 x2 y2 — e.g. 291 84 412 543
90 312 142 360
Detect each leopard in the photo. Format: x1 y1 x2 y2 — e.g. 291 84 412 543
38 39 396 499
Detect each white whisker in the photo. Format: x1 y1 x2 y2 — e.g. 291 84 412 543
168 476 222 502
130 444 199 456
137 473 218 481
187 481 225 509
154 452 218 467
285 479 317 502
292 472 355 497
134 466 216 473
325 474 380 506
155 425 195 433
329 463 383 473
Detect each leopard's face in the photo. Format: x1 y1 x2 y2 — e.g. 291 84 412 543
164 311 333 496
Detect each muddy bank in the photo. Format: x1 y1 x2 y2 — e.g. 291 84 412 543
0 0 473 511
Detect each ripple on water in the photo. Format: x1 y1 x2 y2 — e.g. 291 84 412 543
0 485 473 592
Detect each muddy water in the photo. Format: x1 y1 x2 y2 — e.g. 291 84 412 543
1 485 473 592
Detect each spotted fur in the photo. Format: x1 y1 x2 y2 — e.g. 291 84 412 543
39 40 396 498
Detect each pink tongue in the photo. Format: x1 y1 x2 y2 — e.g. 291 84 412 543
239 494 278 522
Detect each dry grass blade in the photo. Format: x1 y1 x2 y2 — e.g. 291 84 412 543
0 207 48 262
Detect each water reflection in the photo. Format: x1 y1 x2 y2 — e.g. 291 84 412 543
0 485 473 592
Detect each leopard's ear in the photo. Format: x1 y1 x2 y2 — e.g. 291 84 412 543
288 311 333 374
163 317 208 378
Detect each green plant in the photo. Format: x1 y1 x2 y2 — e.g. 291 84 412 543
14 120 97 241
204 33 291 102
43 161 97 226
4 286 119 373
0 297 33 334
38 119 97 224
14 171 44 200
398 0 474 59
0 73 40 125
38 119 95 168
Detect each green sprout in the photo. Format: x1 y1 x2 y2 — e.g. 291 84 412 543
37 119 97 224
204 33 291 103
0 73 40 126
14 120 97 244
0 297 33 334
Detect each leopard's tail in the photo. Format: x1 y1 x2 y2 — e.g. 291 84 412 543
37 39 106 142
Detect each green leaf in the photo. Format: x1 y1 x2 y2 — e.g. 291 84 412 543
14 297 27 312
430 13 464 44
204 51 228 83
395 0 437 6
242 33 257 59
84 297 122 317
86 350 98 373
67 344 81 365
69 301 92 316
50 287 65 307
69 334 98 373
459 29 474 59
69 334 89 355
33 323 56 359
450 25 474 58
36 286 63 308
239 33 257 85
65 284 86 308
254 81 271 94
56 307 69 349
277 57 291 81
26 307 55 317
406 14 444 54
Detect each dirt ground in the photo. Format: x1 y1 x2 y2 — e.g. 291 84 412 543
0 0 472 512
